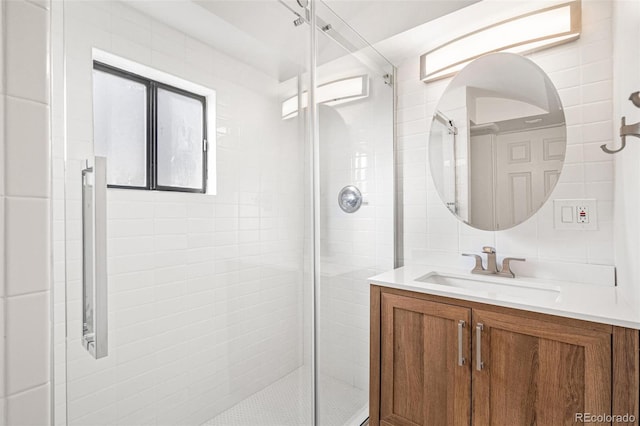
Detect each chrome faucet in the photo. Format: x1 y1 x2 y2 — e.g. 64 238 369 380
462 246 525 278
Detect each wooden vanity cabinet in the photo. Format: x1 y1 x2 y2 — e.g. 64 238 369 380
370 285 640 426
473 308 612 426
377 292 472 426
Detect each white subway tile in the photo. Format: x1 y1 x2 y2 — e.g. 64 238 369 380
581 80 612 104
5 97 50 198
7 384 50 426
0 99 4 196
548 67 580 90
111 36 152 65
0 197 4 298
582 120 614 143
582 0 612 24
558 86 581 107
5 0 49 104
585 161 614 182
151 21 186 59
559 164 585 183
6 293 50 394
564 144 584 164
582 100 612 124
581 40 611 65
5 197 50 296
111 15 151 47
581 59 612 84
583 141 611 162
0 1 3 95
0 299 4 398
586 181 614 201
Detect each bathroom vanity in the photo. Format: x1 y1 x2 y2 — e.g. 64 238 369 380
369 265 640 426
372 39 640 426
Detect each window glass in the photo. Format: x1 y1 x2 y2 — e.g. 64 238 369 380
93 69 147 187
156 88 205 190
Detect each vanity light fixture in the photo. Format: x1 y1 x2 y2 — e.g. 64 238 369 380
420 1 581 83
282 74 369 119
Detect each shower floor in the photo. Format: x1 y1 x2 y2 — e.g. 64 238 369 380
203 367 367 426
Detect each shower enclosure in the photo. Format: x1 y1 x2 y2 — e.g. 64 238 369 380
51 0 394 425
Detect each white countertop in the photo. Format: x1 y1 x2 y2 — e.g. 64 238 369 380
370 265 640 330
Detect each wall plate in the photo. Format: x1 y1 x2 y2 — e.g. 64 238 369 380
553 199 598 230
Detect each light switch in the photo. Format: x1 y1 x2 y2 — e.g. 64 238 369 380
561 206 574 223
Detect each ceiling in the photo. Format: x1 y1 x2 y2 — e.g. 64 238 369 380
323 0 478 46
126 0 478 82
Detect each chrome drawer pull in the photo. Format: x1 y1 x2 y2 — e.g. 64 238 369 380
458 320 466 366
476 323 484 371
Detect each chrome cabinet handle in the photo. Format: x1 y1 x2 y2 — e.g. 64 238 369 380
458 320 466 366
476 323 484 371
82 157 108 359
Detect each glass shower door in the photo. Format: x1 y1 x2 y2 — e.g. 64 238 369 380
312 2 395 424
53 0 394 424
54 1 314 425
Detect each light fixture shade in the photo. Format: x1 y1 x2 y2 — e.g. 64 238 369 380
282 75 369 119
420 1 581 83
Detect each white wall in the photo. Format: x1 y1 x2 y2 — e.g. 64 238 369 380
53 2 306 425
397 0 616 273
613 1 640 309
1 0 52 425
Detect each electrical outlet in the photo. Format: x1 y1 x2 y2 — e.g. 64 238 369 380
576 206 589 223
554 199 598 230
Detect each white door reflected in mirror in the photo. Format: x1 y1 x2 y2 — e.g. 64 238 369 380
428 52 566 231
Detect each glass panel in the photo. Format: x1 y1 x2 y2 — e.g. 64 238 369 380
314 1 395 425
58 1 313 426
93 69 147 187
156 88 204 190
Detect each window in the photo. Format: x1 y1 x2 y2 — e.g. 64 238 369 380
93 61 207 193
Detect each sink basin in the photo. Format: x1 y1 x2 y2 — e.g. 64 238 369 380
415 272 560 303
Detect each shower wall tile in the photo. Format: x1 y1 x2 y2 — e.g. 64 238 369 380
0 1 4 422
0 1 3 97
397 0 616 269
0 99 4 197
6 384 50 426
2 0 51 425
4 97 50 198
6 292 50 395
0 298 4 399
5 198 51 296
5 0 49 104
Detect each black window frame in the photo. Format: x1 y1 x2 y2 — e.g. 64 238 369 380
93 61 208 194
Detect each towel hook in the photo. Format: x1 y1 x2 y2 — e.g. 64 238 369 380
601 91 640 154
601 117 640 154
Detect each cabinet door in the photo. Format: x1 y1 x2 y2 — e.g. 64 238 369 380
473 309 612 426
380 293 471 426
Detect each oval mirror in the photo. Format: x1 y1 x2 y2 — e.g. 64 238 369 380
429 52 566 231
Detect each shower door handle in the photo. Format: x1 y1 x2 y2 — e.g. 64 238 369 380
82 156 108 359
